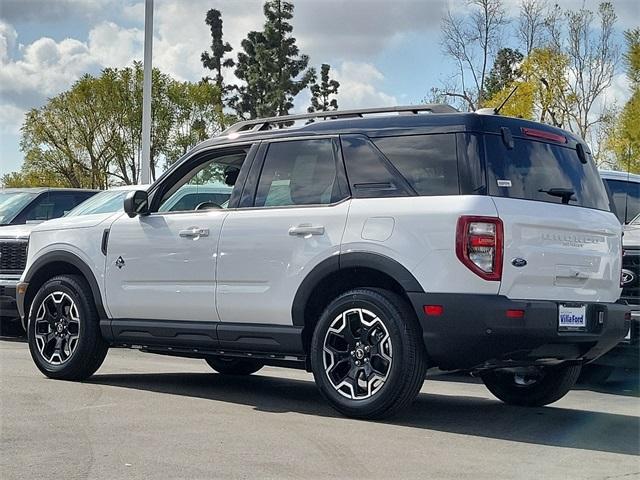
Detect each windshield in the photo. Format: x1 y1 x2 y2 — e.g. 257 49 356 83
66 190 131 216
0 191 38 225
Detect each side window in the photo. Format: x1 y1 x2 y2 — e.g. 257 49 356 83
372 134 459 196
157 151 245 212
254 139 345 207
605 179 640 224
340 135 411 198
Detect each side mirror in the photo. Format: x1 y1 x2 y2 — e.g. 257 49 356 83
124 190 149 218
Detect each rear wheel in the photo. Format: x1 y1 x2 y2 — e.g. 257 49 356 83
310 288 427 419
28 275 108 380
205 356 263 375
481 364 581 406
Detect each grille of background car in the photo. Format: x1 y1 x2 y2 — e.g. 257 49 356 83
0 240 28 274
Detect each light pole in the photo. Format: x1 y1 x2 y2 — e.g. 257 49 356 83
140 0 153 185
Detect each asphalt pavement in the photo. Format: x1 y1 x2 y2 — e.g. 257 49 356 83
1 337 639 479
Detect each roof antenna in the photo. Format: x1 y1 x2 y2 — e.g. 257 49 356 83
494 84 519 115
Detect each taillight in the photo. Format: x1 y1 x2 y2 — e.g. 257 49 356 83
456 216 503 281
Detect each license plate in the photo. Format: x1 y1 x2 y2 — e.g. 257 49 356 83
558 304 587 330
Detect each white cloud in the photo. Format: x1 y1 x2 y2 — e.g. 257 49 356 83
332 61 397 109
88 21 143 67
0 102 25 134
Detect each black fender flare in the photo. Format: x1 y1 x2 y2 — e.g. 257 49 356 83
21 250 108 321
291 251 424 327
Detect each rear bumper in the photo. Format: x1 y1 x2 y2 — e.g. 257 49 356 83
408 293 631 371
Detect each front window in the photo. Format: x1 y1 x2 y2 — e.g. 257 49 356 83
157 151 245 212
0 191 38 225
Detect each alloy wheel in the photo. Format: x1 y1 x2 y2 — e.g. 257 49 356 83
33 291 81 365
322 308 393 399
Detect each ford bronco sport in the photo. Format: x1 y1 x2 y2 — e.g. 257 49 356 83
16 106 630 419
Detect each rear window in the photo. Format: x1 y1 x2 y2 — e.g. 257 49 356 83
484 134 610 211
372 134 459 196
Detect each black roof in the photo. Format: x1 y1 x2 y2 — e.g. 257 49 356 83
195 106 586 152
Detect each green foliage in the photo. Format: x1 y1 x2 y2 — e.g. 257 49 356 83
606 28 640 174
201 9 235 92
230 0 313 119
5 63 225 188
484 48 524 100
308 64 339 113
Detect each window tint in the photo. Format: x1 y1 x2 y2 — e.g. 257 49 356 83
341 135 411 198
604 179 640 224
484 135 610 211
22 192 94 222
372 134 459 196
254 139 344 207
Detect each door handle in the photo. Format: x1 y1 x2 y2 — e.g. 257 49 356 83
288 224 325 236
179 227 210 238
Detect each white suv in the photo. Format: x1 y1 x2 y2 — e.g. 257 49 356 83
16 106 630 419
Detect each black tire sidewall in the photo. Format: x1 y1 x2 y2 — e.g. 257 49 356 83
28 275 103 378
310 290 413 415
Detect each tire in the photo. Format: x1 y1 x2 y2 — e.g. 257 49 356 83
205 356 263 375
28 274 109 380
481 364 582 407
310 288 427 419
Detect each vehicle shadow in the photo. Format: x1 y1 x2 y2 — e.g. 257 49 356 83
89 371 640 456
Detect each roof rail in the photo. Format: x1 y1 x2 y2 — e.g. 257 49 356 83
222 104 457 136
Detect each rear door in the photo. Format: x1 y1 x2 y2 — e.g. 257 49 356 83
216 137 350 325
484 132 622 303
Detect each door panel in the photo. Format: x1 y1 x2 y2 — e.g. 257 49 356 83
216 202 350 325
105 211 226 321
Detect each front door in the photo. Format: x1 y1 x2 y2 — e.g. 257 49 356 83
104 146 253 321
217 137 350 325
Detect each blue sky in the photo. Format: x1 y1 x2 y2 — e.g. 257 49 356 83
0 0 637 178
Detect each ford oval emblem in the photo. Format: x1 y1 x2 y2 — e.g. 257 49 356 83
511 258 527 268
621 269 635 285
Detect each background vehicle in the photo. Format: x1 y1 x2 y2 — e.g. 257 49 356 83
17 106 629 419
579 172 640 383
0 188 97 331
600 170 640 225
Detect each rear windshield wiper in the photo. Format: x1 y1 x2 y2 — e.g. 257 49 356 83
538 188 576 204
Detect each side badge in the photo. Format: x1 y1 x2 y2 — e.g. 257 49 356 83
115 256 125 269
511 258 527 268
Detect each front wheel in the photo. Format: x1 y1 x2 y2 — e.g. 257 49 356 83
310 288 427 419
481 364 582 406
28 275 108 380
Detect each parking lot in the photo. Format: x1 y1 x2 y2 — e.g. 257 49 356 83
0 337 638 480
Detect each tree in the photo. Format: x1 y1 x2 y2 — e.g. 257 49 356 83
308 64 339 113
230 0 314 119
6 63 227 187
605 28 640 173
482 47 575 126
518 0 548 55
483 48 524 100
201 9 234 129
546 2 619 140
201 9 235 93
439 0 509 111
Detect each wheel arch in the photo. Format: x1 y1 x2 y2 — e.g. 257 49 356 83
21 251 107 329
292 252 424 352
